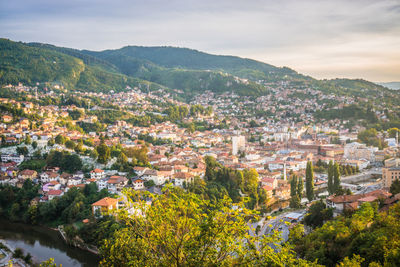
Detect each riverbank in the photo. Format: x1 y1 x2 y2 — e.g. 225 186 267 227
0 239 38 267
0 220 100 266
57 225 99 255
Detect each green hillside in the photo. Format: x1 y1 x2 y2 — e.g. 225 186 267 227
83 46 311 83
0 39 163 93
0 38 395 99
0 38 84 88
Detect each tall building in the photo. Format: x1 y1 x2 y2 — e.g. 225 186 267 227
382 158 400 188
232 136 245 155
344 142 377 162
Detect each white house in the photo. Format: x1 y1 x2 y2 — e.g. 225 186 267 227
132 179 145 190
90 168 106 180
142 170 168 186
40 171 60 183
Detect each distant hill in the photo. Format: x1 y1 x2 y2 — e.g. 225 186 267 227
0 38 163 92
82 46 309 81
0 38 394 99
378 82 400 90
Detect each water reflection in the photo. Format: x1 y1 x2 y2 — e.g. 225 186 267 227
0 220 99 267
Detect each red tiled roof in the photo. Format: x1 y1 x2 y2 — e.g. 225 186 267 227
92 197 118 207
48 190 63 195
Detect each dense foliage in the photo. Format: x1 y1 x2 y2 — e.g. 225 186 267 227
0 38 163 93
290 174 303 208
203 156 268 210
46 150 83 173
0 181 108 226
293 202 400 266
100 186 316 266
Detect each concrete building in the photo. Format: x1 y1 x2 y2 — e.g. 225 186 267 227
383 158 400 188
232 135 245 156
344 142 378 162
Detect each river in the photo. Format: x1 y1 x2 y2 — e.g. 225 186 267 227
0 220 99 267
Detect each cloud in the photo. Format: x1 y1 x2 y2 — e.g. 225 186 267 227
0 0 399 81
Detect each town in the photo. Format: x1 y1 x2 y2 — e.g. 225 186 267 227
0 81 399 266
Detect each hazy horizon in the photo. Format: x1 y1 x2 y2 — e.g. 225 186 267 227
1 0 399 82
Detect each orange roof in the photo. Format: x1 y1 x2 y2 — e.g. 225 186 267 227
263 185 274 191
91 168 104 173
358 196 377 202
92 197 118 207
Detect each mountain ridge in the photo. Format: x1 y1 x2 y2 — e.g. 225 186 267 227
0 38 394 99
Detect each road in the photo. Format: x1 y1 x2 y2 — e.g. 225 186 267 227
249 210 306 243
341 168 381 183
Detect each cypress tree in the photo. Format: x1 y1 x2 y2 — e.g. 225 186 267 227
306 161 314 201
297 177 304 199
290 174 298 197
327 160 334 194
333 162 341 193
290 174 301 208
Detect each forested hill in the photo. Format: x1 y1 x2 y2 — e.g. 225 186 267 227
81 45 308 82
0 38 395 98
0 38 163 92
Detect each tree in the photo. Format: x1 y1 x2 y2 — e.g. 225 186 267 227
100 187 312 266
327 160 334 195
333 162 341 193
61 154 82 173
74 139 84 153
47 138 55 146
96 143 111 164
306 161 314 201
336 255 364 267
69 109 84 120
90 149 98 160
55 134 65 145
388 128 400 138
290 175 298 197
16 146 29 156
65 140 75 150
13 248 24 259
117 152 128 165
25 135 31 145
297 177 304 199
289 223 305 244
32 141 38 149
144 180 155 188
304 200 333 228
40 258 61 267
290 175 302 208
187 123 195 134
24 253 33 264
390 179 400 195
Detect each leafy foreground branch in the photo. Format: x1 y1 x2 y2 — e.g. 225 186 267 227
99 186 317 266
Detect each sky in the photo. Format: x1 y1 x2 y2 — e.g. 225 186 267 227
1 0 400 82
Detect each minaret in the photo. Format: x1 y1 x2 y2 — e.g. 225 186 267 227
283 163 287 180
396 131 399 147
